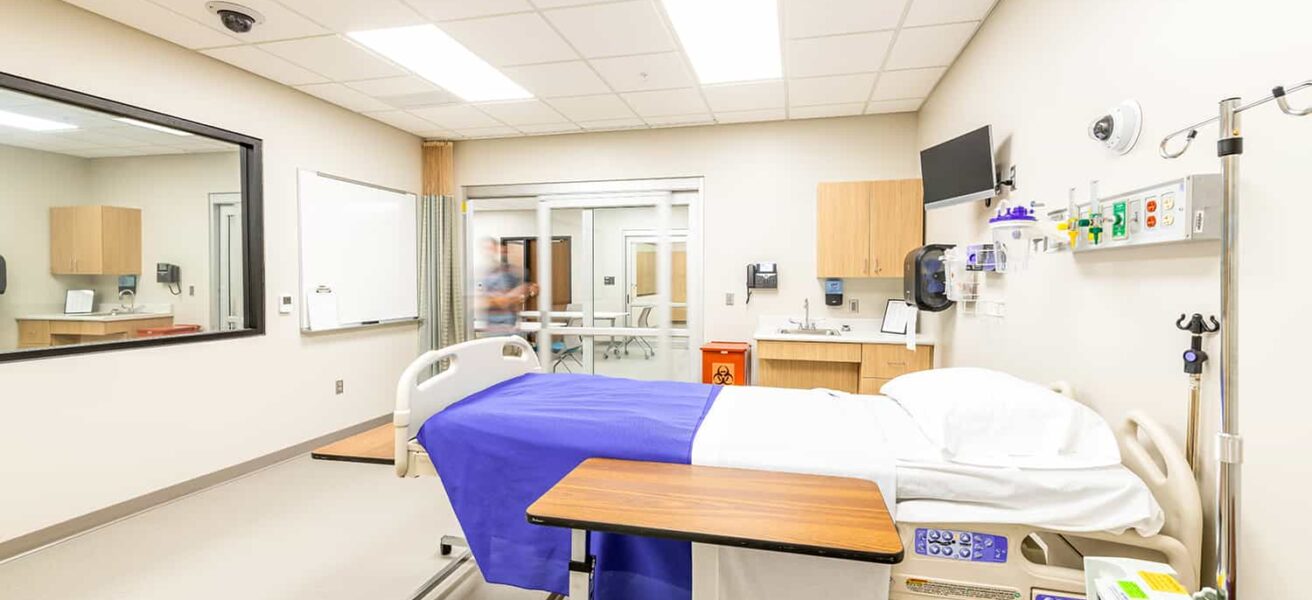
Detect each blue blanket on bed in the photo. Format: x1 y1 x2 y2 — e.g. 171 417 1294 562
417 372 721 600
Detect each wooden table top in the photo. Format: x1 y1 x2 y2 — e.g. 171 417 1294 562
526 458 902 564
310 424 393 465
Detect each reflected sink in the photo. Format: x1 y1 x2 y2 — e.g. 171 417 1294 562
777 327 842 336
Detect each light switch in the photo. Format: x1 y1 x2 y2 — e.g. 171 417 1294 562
725 292 734 306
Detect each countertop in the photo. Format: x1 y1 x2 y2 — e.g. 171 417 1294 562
752 316 933 345
17 311 173 323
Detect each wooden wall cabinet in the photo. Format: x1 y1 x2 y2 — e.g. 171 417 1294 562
816 179 924 279
50 206 142 275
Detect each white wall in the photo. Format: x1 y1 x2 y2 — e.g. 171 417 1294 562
455 115 920 344
918 0 1311 594
0 143 92 349
0 0 421 544
87 151 242 327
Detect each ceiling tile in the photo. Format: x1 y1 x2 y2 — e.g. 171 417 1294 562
414 128 461 139
590 53 693 92
903 0 995 27
275 0 426 32
454 125 522 138
783 0 908 39
787 74 876 107
149 0 327 43
439 12 577 66
406 0 535 21
475 100 568 125
870 67 944 100
790 103 865 119
786 31 894 78
502 61 610 98
546 94 635 121
578 118 647 131
364 110 441 133
544 1 676 58
345 76 438 96
201 46 328 86
516 122 583 134
296 83 395 112
259 36 406 81
410 104 503 128
866 98 923 114
621 88 707 117
529 0 602 7
702 81 785 112
885 22 978 69
714 108 787 124
63 0 239 49
378 90 463 109
643 113 714 127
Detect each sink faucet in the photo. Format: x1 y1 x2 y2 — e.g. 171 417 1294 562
113 289 136 315
789 298 817 331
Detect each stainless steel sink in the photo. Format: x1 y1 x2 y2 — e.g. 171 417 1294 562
777 327 841 336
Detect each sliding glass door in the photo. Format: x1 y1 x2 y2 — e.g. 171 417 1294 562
467 183 701 382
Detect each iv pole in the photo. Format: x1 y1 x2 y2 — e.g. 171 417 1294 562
1159 78 1312 600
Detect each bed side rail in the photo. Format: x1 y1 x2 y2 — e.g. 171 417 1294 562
1116 410 1203 583
394 336 540 477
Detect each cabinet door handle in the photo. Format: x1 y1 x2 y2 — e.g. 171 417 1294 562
864 258 869 274
886 361 906 366
873 257 880 273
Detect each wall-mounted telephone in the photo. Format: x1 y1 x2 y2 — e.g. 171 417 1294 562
745 262 777 304
157 262 181 295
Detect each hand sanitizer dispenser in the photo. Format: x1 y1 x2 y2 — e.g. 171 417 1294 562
824 278 843 306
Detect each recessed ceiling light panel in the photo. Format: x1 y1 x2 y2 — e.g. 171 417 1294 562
0 109 77 132
115 117 193 136
349 25 532 103
662 0 782 84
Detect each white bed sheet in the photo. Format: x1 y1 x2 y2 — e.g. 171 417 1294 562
691 385 897 600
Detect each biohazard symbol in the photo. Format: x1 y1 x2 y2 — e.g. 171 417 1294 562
711 363 735 385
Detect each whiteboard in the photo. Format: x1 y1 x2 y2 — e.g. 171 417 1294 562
298 170 418 332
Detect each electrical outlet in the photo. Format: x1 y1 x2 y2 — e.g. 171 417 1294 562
849 299 859 312
189 285 195 296
725 292 734 306
335 379 344 395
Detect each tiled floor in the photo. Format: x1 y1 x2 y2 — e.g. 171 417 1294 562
0 455 543 600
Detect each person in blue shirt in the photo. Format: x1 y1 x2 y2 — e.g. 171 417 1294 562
479 238 536 333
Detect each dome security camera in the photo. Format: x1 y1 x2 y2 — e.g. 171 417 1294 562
207 2 264 34
1088 100 1143 155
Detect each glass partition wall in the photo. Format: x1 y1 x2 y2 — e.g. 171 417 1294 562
0 72 263 362
467 180 702 382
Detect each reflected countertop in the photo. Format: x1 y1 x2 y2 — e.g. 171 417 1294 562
17 310 173 323
752 316 934 345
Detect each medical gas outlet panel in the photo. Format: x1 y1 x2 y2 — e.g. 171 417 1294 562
1070 174 1221 252
913 528 1008 563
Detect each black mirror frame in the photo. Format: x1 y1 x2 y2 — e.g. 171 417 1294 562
0 71 265 364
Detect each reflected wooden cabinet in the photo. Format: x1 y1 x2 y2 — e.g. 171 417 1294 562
50 205 142 275
816 179 924 278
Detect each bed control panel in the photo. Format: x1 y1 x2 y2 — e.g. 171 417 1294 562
913 528 1008 563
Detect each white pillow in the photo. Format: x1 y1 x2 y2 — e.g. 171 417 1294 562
879 367 1120 469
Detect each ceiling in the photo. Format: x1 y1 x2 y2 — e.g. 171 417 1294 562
61 0 996 140
0 88 238 158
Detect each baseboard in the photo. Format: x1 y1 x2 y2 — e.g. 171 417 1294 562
0 414 391 563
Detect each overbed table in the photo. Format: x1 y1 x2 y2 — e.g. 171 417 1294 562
527 458 903 599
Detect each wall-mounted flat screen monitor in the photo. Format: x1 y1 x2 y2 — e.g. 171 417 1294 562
919 125 996 209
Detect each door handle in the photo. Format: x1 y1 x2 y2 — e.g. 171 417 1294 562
873 257 880 273
863 258 869 275
886 361 906 366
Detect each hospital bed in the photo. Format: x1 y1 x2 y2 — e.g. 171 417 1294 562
393 336 1201 599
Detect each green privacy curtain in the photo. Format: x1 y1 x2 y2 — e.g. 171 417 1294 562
419 193 467 355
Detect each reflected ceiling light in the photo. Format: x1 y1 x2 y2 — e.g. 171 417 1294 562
0 109 76 132
115 117 193 136
661 0 782 84
349 25 532 102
